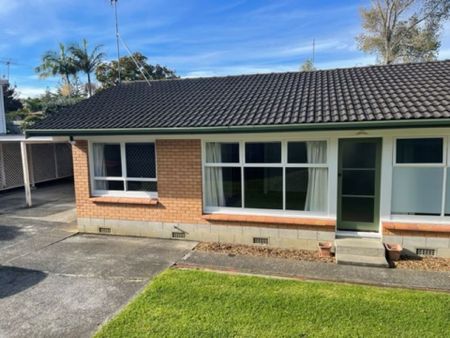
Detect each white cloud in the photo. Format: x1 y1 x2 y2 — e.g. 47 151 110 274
316 56 376 69
16 86 47 98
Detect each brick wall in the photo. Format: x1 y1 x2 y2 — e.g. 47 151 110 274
73 138 335 251
73 139 206 223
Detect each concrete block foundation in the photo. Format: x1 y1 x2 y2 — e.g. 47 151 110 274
77 217 333 251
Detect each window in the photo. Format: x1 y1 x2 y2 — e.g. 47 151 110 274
396 138 443 164
91 142 157 197
392 138 444 216
204 140 328 213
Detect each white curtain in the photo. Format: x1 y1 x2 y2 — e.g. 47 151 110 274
305 141 327 211
205 143 225 206
93 143 107 190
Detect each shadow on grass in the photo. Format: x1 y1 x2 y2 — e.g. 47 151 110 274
0 266 47 298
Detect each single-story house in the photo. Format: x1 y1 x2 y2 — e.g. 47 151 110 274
27 60 450 258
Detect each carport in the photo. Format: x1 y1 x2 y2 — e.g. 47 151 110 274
0 79 73 207
0 135 72 207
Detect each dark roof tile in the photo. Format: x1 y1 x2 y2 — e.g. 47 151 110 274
32 60 450 131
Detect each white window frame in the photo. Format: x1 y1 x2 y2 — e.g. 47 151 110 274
88 141 157 198
202 139 330 218
391 136 447 220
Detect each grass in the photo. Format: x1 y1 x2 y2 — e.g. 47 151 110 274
95 269 450 338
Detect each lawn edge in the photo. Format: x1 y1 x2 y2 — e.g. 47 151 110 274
173 263 450 294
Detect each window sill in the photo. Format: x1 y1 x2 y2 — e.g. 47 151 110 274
383 222 450 233
89 196 159 205
202 213 335 227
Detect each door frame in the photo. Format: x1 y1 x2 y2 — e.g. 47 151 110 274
336 137 382 234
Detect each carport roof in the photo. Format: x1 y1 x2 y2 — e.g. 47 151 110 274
27 60 450 136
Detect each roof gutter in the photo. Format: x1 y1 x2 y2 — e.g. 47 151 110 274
25 119 450 137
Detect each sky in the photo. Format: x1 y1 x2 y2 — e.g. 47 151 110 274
0 0 449 98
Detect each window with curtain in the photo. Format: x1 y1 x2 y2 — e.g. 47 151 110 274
392 138 444 216
204 143 241 207
204 141 328 213
91 142 157 197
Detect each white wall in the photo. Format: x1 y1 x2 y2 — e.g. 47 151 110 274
0 79 8 134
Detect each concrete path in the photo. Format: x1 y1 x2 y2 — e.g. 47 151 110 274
179 251 450 292
0 182 197 337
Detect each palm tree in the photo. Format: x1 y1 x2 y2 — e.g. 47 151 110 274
70 39 105 96
35 43 77 95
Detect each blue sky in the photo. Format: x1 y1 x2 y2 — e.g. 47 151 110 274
1 0 449 98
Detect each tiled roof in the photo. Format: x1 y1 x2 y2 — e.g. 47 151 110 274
31 60 450 131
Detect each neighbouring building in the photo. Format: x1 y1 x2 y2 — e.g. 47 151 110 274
26 60 450 258
0 79 73 204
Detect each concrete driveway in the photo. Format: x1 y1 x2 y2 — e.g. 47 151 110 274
0 182 197 337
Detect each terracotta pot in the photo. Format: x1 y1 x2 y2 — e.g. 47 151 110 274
318 241 333 257
385 243 402 261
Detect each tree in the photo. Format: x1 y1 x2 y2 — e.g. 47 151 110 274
69 39 105 97
300 59 316 71
19 90 85 130
96 52 178 87
35 43 77 95
357 0 450 64
2 83 22 112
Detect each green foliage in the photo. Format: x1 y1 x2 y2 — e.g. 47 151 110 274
69 39 105 96
95 52 178 87
20 114 44 130
357 0 450 64
95 269 450 338
11 91 84 131
300 59 316 71
2 83 22 112
35 43 77 89
2 84 23 134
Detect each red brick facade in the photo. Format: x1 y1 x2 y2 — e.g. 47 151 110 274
72 138 335 231
73 139 207 224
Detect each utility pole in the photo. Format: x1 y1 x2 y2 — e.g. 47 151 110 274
111 0 121 83
312 39 315 67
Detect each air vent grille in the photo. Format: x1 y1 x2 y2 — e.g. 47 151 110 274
416 248 436 257
172 232 186 239
253 237 269 245
98 227 111 234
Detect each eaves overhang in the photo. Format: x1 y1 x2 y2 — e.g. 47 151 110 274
25 118 450 137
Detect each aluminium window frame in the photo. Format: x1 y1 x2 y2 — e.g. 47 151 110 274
88 140 158 198
202 139 330 217
391 136 448 219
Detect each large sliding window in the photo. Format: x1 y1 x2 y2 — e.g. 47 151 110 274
392 138 445 216
91 142 157 198
204 140 328 214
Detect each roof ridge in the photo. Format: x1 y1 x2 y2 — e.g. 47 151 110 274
121 59 450 84
28 59 450 132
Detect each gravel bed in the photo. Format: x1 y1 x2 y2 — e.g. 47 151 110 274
195 242 450 272
394 256 450 272
195 242 335 263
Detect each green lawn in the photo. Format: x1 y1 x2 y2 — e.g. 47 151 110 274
96 269 450 338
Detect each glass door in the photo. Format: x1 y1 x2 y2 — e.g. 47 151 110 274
337 138 381 232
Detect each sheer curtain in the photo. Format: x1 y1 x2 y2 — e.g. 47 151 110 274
205 143 225 206
305 141 327 211
93 143 107 190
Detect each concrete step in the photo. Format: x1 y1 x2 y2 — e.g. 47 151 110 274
335 238 385 257
336 253 389 268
